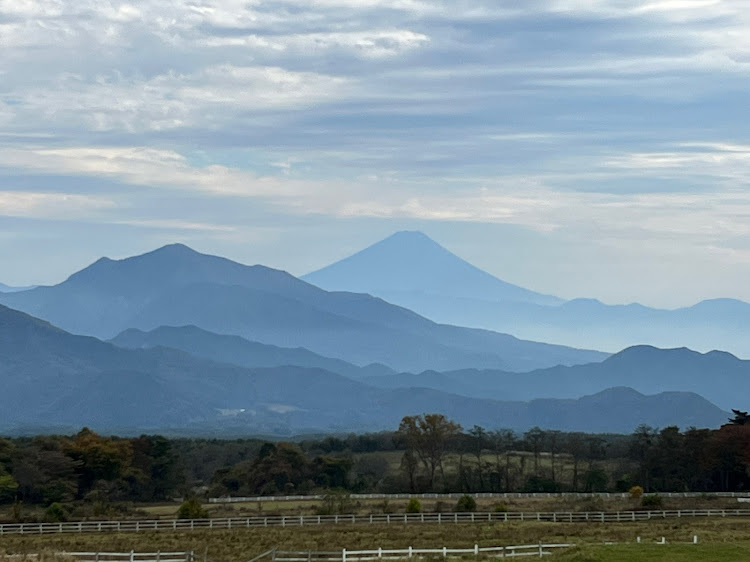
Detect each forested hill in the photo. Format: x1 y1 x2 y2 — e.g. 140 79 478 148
0 305 727 434
110 325 393 380
364 345 747 411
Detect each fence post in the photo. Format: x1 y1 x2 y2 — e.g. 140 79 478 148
409 546 413 558
157 552 160 562
131 550 135 562
474 544 478 556
378 547 382 558
342 548 346 562
538 542 542 558
442 547 447 558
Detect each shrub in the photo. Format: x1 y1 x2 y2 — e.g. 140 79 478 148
629 485 644 499
45 502 67 523
0 474 18 504
494 503 508 513
315 492 355 515
177 497 209 519
406 498 422 513
455 494 477 512
641 494 663 508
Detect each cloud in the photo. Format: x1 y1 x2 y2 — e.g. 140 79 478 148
3 65 350 132
0 191 115 219
4 0 750 305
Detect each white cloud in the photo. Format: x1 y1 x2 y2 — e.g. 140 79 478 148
0 191 115 219
4 65 349 132
203 29 429 59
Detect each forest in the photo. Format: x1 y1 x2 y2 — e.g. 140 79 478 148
2 412 750 513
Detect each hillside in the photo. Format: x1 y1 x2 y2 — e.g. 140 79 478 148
110 325 393 379
0 305 724 433
0 244 605 373
0 282 34 293
365 345 750 411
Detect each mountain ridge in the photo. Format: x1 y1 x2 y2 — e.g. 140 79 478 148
0 304 726 434
302 231 750 357
0 244 606 373
365 344 749 410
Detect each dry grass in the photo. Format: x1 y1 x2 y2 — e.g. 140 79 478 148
4 517 750 561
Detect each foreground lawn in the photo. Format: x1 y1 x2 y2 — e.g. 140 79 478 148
553 543 750 561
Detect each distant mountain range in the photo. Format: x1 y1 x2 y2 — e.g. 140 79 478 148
303 231 750 357
0 282 35 293
0 305 727 434
0 244 605 373
365 345 747 411
111 325 395 379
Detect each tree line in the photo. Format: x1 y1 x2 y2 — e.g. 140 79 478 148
3 411 750 511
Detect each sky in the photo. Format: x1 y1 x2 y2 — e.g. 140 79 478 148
2 0 750 307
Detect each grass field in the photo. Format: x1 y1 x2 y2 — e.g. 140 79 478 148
177 493 743 519
554 543 750 561
4 518 750 561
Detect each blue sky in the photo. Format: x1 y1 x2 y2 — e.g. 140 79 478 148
2 0 750 307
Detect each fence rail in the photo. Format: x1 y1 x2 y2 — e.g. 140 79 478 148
2 510 750 537
209 491 750 504
0 553 194 562
272 544 575 561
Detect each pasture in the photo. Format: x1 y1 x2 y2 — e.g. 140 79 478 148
4 518 750 562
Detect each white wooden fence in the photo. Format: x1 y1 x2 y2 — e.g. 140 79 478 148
267 544 574 561
1 510 749 536
0 553 194 562
209 491 750 504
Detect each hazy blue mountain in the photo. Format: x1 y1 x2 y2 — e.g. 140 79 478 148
0 244 605 373
110 325 393 379
0 305 724 434
365 345 750 411
302 232 750 358
0 282 35 293
303 230 562 306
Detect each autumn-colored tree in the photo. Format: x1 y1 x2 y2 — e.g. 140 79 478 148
397 414 461 490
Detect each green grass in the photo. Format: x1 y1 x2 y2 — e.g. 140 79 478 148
552 543 750 561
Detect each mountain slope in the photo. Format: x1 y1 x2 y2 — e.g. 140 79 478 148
0 282 34 293
0 244 605 373
366 345 750 411
302 232 750 357
303 231 561 306
0 305 725 433
110 325 392 379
